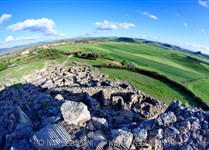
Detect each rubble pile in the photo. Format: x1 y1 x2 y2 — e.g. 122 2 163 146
0 62 208 149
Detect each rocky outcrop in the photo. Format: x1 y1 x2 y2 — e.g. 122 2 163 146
109 128 133 149
60 101 91 125
0 62 208 149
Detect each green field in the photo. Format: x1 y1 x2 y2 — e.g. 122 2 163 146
0 60 45 86
188 78 209 101
0 40 208 107
54 42 209 104
100 68 194 105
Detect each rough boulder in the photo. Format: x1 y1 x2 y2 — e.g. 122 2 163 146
60 101 91 125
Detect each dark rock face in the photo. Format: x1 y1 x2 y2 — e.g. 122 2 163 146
0 62 208 149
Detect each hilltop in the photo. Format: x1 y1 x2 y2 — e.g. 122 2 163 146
0 62 209 149
1 38 209 107
0 37 209 149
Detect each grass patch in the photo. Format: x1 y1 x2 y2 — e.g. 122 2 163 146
100 68 193 105
188 78 209 102
54 42 209 104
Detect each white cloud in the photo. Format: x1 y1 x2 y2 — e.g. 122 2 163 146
80 30 102 36
4 35 37 43
16 36 37 41
198 0 209 7
94 20 135 30
182 41 209 54
193 28 209 34
0 14 12 24
7 18 64 36
183 22 188 27
141 11 158 20
4 36 15 43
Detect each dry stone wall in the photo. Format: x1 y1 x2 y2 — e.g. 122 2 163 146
0 62 208 149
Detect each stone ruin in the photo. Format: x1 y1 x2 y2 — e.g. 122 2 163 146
0 62 208 149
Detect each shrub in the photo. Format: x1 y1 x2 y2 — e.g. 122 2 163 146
100 54 115 60
12 83 21 89
74 52 100 60
0 62 9 71
100 64 209 110
38 49 63 59
121 60 129 66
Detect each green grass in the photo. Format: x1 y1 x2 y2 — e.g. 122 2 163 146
188 78 209 101
0 59 45 86
54 42 209 104
54 43 208 81
200 63 209 72
1 41 208 107
100 68 194 105
69 57 109 66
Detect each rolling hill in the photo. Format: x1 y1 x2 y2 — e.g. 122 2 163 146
0 37 209 108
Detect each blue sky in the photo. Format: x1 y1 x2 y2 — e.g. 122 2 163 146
1 0 209 54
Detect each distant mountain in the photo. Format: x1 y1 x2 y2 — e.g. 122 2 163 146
1 37 209 59
0 48 9 52
193 51 202 55
161 43 181 50
115 37 136 43
193 51 209 59
0 42 49 55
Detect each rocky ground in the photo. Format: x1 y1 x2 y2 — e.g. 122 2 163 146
0 62 208 150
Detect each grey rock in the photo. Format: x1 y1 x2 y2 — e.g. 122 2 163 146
112 95 124 106
86 120 95 131
110 115 126 128
11 139 32 150
179 121 191 133
130 94 139 105
30 124 71 149
85 93 100 111
60 101 91 125
130 144 137 150
48 107 60 116
92 117 108 130
5 133 15 146
186 116 199 124
204 129 209 139
15 123 32 138
0 63 209 150
110 128 133 149
181 133 189 143
156 111 177 126
196 113 205 121
87 130 107 150
42 115 61 127
204 111 209 119
191 121 201 131
202 121 208 129
157 129 163 139
55 94 64 101
120 108 134 120
154 139 163 150
179 144 193 150
0 105 32 138
133 127 147 144
34 103 41 110
169 126 180 135
166 100 182 113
